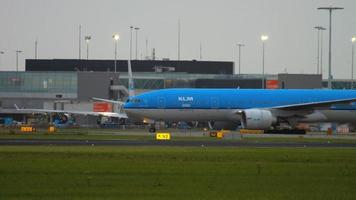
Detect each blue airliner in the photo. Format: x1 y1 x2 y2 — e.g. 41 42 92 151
123 88 356 131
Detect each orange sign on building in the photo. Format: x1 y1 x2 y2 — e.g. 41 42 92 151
93 102 112 112
266 80 279 89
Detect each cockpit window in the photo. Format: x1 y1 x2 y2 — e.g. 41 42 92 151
127 98 141 103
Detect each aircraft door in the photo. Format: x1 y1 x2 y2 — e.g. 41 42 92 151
158 97 165 108
211 97 219 109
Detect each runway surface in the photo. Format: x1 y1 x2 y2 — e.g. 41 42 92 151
1 139 356 147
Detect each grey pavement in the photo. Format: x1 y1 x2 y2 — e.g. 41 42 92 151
1 138 356 148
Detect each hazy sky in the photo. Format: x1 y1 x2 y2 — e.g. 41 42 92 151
0 0 356 78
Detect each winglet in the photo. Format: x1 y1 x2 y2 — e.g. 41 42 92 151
14 104 19 110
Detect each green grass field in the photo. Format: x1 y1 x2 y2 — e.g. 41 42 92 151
0 146 355 200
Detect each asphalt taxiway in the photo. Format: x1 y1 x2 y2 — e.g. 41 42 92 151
1 139 356 148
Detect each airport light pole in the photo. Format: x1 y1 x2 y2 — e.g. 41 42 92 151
35 39 38 59
130 26 133 60
315 27 320 74
318 6 344 89
178 19 181 61
134 27 140 60
200 42 202 60
314 26 326 75
0 51 4 68
79 25 82 60
113 33 120 72
352 36 356 89
320 27 326 77
145 37 149 59
84 35 91 60
16 50 22 72
237 43 245 75
261 35 269 89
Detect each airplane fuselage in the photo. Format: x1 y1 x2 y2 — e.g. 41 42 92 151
124 89 356 124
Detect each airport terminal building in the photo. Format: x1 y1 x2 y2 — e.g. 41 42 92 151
0 58 349 127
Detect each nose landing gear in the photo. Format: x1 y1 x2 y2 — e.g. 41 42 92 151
149 126 156 133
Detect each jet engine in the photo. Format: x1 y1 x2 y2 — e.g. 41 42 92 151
241 109 276 130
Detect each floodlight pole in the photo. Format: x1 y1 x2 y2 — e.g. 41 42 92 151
16 50 22 72
237 43 245 75
314 27 321 74
79 25 82 60
130 26 133 60
318 6 344 89
262 42 265 88
178 19 181 60
135 27 140 60
114 41 117 72
0 51 4 68
352 37 356 89
200 42 202 60
35 39 38 59
352 42 354 89
85 35 91 60
314 26 326 75
320 27 326 77
261 35 268 89
112 33 120 72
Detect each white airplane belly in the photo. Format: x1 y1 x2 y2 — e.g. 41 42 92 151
126 109 239 121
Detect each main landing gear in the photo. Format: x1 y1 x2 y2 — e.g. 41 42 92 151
148 121 166 133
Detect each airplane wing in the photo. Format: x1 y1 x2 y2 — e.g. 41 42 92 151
92 97 125 106
14 105 128 118
233 98 356 116
268 98 356 110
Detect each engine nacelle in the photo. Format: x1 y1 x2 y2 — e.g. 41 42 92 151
241 109 276 130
